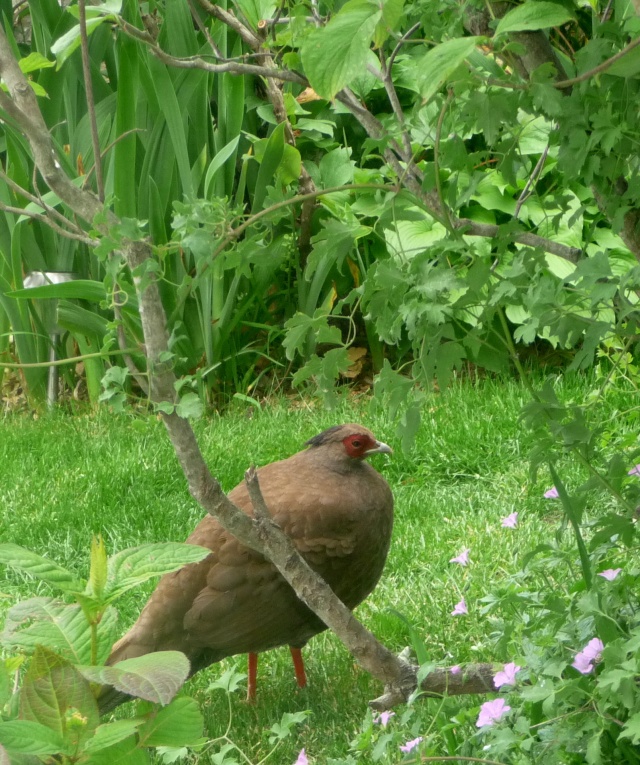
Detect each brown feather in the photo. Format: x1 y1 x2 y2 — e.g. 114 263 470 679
99 424 393 712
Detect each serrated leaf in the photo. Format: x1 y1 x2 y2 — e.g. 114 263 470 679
301 0 381 100
82 719 145 754
137 697 203 746
104 543 211 602
0 544 84 594
495 2 574 35
2 598 118 665
20 646 99 751
0 720 65 756
416 37 481 102
620 711 640 744
78 652 190 706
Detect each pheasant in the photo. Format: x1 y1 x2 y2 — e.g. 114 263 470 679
98 423 393 712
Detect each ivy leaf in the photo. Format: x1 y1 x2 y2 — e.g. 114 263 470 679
495 2 574 36
301 0 382 100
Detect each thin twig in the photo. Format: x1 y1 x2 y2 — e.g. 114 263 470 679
388 22 421 72
378 49 413 160
78 0 104 201
244 466 271 520
0 201 98 245
514 143 549 219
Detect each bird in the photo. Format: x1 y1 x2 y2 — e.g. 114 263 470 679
98 423 393 713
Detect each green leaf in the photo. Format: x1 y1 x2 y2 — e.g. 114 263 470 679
0 720 65 756
175 392 204 420
301 0 382 100
138 697 203 747
0 663 9 709
89 535 108 602
51 17 113 68
416 37 481 102
78 652 190 706
620 712 640 744
20 646 99 752
495 2 575 36
82 720 145 754
2 598 117 665
6 279 107 302
373 0 405 47
18 52 54 74
104 543 211 602
204 136 241 199
252 123 286 214
0 544 84 594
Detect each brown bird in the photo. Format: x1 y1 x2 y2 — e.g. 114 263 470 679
98 424 393 713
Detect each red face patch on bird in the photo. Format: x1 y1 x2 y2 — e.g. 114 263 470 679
342 433 392 459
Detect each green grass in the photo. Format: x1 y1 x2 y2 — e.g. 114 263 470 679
1 374 638 762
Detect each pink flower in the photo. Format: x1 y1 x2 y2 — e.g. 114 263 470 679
450 548 470 566
476 698 511 727
451 598 468 616
544 487 559 498
374 711 395 727
501 512 518 528
493 662 521 689
628 464 640 476
450 665 462 675
572 638 604 674
294 749 308 765
598 568 622 581
399 737 423 753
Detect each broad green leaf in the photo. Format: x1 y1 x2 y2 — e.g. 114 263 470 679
301 0 382 100
18 52 54 74
51 18 112 68
0 544 84 594
6 279 107 302
495 2 575 36
235 0 276 29
175 392 204 419
137 697 203 746
416 37 481 102
67 0 123 19
373 0 405 47
0 720 65 756
105 543 211 602
82 720 145 754
2 598 117 665
78 651 190 706
620 711 640 744
606 45 640 77
82 734 149 764
204 136 241 199
20 646 99 751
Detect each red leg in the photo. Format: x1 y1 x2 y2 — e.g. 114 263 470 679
247 652 258 702
290 646 307 689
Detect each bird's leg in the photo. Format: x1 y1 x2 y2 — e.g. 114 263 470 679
290 646 307 688
247 652 258 702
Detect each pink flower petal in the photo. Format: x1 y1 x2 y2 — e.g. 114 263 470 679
493 662 521 689
572 638 604 674
544 487 559 499
450 665 462 675
598 568 622 581
374 711 395 727
294 749 308 765
399 737 423 753
451 598 468 616
501 512 518 528
449 548 470 566
476 698 511 727
628 464 640 476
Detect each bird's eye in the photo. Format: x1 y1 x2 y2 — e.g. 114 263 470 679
352 439 362 448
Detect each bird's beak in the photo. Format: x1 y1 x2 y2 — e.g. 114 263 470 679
365 440 393 456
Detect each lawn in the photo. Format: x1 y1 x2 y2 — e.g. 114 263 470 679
1 374 636 763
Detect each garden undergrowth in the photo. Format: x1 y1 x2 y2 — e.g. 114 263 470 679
1 373 639 763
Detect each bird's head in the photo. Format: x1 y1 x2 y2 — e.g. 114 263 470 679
305 424 392 461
